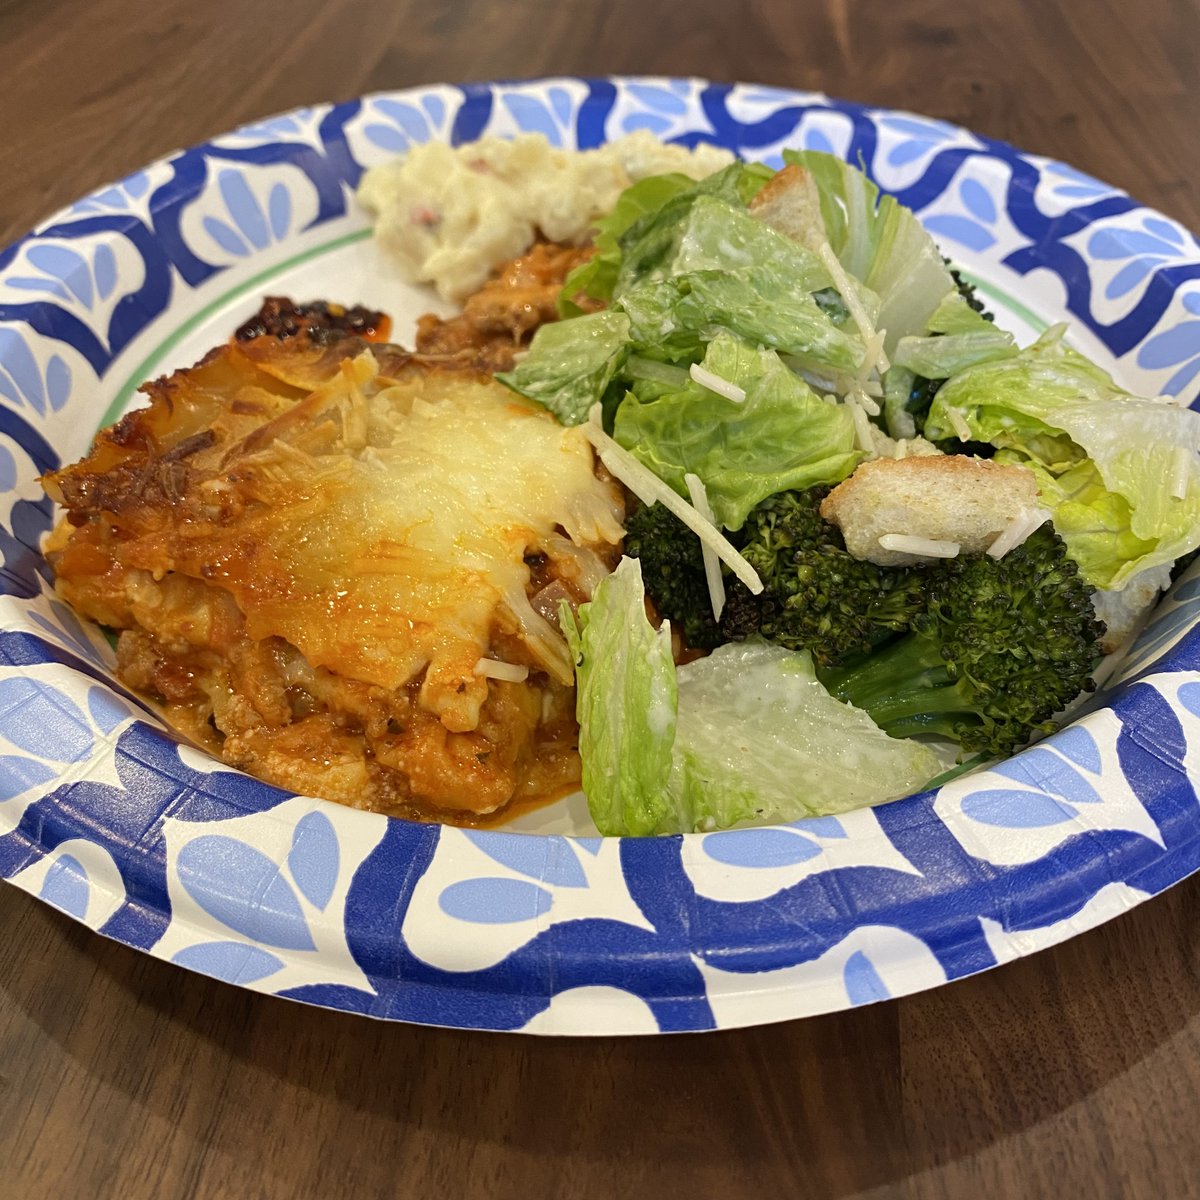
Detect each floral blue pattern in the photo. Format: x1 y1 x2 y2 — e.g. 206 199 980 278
843 951 890 1005
39 853 90 919
202 170 294 257
171 941 285 985
1137 290 1200 396
0 328 71 415
702 828 824 868
67 170 152 217
922 176 1000 253
1 77 1199 1034
362 97 435 153
288 811 341 911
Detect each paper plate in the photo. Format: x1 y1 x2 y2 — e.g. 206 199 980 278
2 77 1199 1035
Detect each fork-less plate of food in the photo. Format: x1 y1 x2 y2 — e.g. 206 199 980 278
2 77 1199 1034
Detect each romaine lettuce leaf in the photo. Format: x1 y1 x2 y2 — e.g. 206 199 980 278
925 325 1127 443
882 292 1015 437
613 193 866 377
662 194 833 292
892 330 1017 379
927 327 1200 588
557 172 696 317
613 162 774 295
891 291 1017 378
783 149 955 351
620 268 865 377
612 332 862 528
925 289 1003 336
667 642 943 829
496 309 631 426
566 558 941 835
561 558 678 836
998 455 1160 587
882 365 919 439
512 183 864 422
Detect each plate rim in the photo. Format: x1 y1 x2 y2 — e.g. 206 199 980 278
1 73 1199 1034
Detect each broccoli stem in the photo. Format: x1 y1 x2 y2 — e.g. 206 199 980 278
819 525 1104 758
821 633 973 735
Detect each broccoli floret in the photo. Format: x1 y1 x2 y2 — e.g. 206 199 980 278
905 373 944 434
818 525 1106 758
948 266 993 322
721 489 926 667
622 501 722 650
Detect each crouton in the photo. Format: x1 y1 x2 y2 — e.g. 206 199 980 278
820 455 1042 566
747 164 826 248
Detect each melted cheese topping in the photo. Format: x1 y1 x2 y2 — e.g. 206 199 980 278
47 334 625 818
205 362 624 731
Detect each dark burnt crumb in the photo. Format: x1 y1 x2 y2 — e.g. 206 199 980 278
235 296 390 345
162 430 217 462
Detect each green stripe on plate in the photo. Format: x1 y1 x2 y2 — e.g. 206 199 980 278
97 228 372 431
957 270 1051 335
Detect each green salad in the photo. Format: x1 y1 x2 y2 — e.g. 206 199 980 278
497 151 1200 836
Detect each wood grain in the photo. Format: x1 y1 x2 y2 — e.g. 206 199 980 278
2 1 1200 1196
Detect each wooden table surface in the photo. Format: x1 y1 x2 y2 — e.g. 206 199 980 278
2 1 1199 1196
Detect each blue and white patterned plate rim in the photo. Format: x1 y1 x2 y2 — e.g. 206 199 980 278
0 76 1198 1036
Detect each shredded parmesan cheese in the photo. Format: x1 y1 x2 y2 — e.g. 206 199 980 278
583 406 763 594
846 398 875 453
860 328 891 382
474 658 530 683
945 407 973 442
987 508 1050 559
689 363 746 403
878 533 961 558
684 472 727 623
816 242 891 377
882 437 942 461
851 385 881 417
1171 446 1192 499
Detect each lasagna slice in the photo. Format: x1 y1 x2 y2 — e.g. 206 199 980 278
44 299 625 821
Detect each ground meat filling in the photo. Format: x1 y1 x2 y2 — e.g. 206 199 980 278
415 241 596 371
